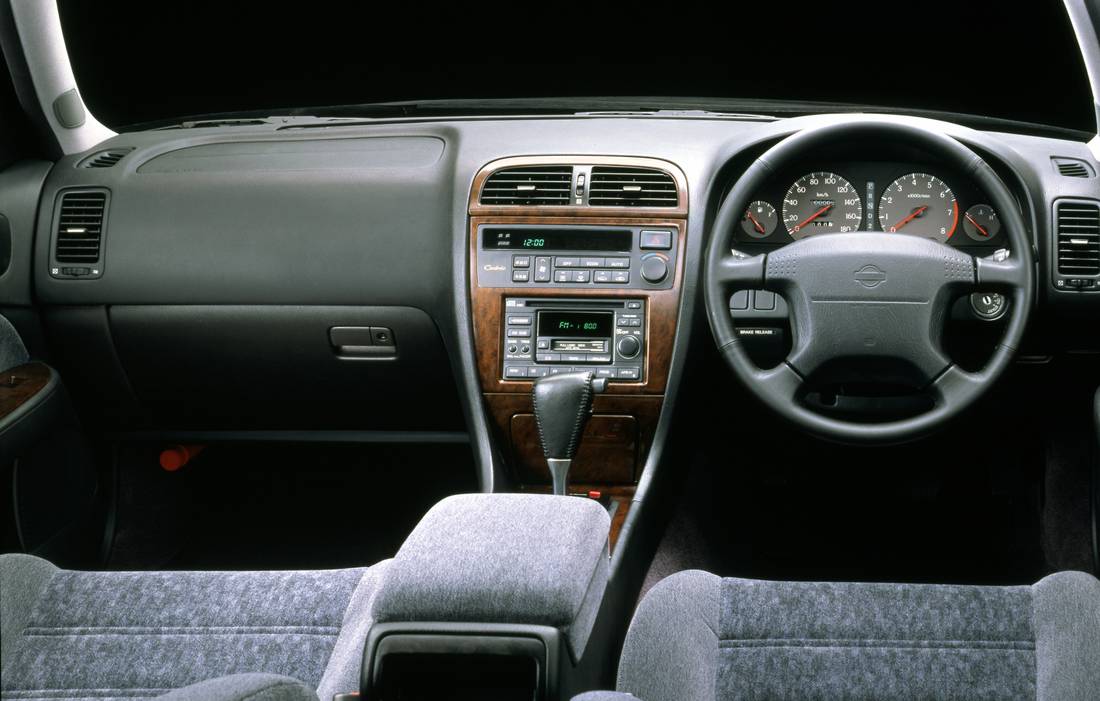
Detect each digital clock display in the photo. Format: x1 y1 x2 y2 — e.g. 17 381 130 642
483 228 632 252
537 311 613 339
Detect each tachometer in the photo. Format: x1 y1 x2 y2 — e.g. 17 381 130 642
878 173 958 242
782 172 862 239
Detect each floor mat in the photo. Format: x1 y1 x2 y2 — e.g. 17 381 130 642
105 441 477 570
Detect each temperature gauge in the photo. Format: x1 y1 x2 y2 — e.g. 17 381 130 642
963 204 1001 242
742 201 778 238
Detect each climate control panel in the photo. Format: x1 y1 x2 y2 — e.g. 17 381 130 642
501 298 645 381
477 225 676 290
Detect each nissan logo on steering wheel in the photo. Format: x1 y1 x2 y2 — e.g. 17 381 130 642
853 264 887 289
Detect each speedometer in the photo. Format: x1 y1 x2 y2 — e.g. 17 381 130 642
878 173 958 242
782 172 862 239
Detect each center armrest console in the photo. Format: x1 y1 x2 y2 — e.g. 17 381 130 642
360 493 611 700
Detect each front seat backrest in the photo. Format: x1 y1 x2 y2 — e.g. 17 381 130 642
613 569 1100 701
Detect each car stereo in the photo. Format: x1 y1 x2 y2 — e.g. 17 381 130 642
502 298 645 381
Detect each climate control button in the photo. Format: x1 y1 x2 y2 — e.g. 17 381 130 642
640 256 668 284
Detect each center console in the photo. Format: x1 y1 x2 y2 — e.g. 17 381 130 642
360 494 612 700
469 156 688 531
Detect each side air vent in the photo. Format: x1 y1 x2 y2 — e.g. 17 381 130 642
78 148 132 169
588 166 678 207
1056 200 1100 276
480 165 573 205
1052 157 1095 178
54 191 107 264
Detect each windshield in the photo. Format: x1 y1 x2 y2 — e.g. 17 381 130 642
58 1 1096 134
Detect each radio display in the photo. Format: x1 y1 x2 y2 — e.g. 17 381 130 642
483 228 632 252
538 311 613 338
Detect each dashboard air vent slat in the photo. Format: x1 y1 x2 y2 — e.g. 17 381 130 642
79 148 132 169
588 166 678 207
55 191 107 263
1055 201 1099 276
1052 157 1095 178
480 166 573 205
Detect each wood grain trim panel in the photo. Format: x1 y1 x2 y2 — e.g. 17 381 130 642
484 393 663 484
469 156 689 218
470 217 685 396
0 363 52 421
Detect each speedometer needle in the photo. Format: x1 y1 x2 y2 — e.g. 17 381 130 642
891 205 928 232
792 204 832 233
745 211 765 234
964 213 989 237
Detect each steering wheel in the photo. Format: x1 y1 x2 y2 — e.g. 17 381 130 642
704 119 1034 443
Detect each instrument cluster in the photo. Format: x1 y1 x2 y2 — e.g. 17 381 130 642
735 162 1005 249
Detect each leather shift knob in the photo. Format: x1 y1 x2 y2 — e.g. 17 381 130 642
533 371 598 460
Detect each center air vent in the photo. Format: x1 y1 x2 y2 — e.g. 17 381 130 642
1055 200 1099 276
588 166 678 207
480 165 573 205
78 148 132 169
53 190 107 273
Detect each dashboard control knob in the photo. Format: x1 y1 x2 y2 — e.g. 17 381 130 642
616 335 641 359
640 256 668 284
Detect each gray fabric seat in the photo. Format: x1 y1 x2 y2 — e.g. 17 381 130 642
0 553 390 701
579 569 1100 701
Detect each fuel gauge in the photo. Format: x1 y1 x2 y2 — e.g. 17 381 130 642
742 200 778 238
963 204 1001 242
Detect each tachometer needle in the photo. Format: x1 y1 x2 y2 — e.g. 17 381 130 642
745 211 765 234
964 213 989 237
891 205 928 232
793 204 832 233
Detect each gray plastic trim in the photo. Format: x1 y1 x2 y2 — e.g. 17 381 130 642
3 0 113 153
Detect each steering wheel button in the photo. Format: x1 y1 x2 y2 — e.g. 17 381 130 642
753 291 776 311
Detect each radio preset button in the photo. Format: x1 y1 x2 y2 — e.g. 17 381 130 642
548 366 575 375
617 367 641 380
596 368 616 378
527 366 550 378
504 366 527 379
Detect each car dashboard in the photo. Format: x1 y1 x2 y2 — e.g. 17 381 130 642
3 112 1097 532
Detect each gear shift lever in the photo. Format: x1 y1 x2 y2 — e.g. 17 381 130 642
532 371 608 496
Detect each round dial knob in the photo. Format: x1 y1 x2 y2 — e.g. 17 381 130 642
640 256 668 284
616 335 641 359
